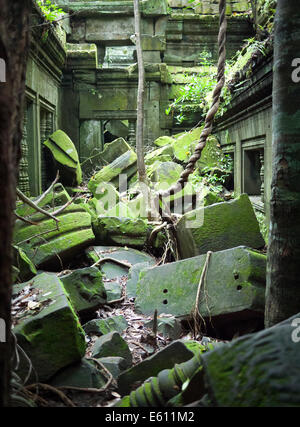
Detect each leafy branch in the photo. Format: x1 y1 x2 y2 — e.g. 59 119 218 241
35 0 65 23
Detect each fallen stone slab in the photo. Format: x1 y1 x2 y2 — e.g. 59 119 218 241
103 279 123 302
149 161 183 187
50 358 107 389
43 130 82 186
145 145 174 165
86 246 156 279
201 313 300 407
154 135 176 147
14 203 95 269
92 332 132 368
92 216 149 248
83 315 128 336
88 182 120 217
15 183 71 218
135 246 266 327
126 262 154 299
96 357 128 379
60 267 107 316
83 137 133 174
176 194 265 258
172 127 203 162
88 149 137 194
117 340 194 396
13 272 86 382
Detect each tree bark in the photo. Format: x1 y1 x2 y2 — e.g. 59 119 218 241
133 0 147 185
265 0 300 327
0 0 31 406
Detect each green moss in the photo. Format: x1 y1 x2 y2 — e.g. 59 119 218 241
14 273 86 381
14 204 94 268
88 150 137 195
92 216 149 247
43 130 82 186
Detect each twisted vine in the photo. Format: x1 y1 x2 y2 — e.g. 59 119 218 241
158 0 227 201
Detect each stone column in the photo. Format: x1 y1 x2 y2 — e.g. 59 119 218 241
19 105 30 196
128 119 136 147
259 148 265 204
40 110 47 190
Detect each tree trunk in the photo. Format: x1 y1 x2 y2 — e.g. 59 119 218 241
265 0 300 327
0 0 31 406
133 0 147 184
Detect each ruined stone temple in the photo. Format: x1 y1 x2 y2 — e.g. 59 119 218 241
21 0 271 218
12 1 300 407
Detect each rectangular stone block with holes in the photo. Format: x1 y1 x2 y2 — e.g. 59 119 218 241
135 246 266 322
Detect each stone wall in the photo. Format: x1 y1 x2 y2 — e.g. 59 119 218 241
23 0 256 195
214 53 273 220
21 1 67 195
57 0 252 156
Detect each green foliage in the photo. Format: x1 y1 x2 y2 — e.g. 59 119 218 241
255 210 269 244
166 51 217 124
216 36 269 116
36 0 65 22
166 34 270 124
190 154 233 194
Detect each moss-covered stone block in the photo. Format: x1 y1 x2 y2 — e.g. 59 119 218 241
176 194 265 258
50 358 106 389
13 273 86 382
43 130 82 186
89 182 120 216
83 315 128 336
145 145 174 165
118 340 194 396
92 216 149 248
126 261 155 299
196 134 225 171
15 183 71 218
154 135 176 147
96 356 128 379
92 332 132 368
172 127 203 162
135 245 266 321
88 150 137 195
60 267 107 316
85 138 133 173
149 161 183 186
13 204 95 270
202 313 300 407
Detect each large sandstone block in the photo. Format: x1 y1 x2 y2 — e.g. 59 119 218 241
88 150 137 194
43 130 82 186
92 216 149 248
13 203 95 269
135 246 266 322
60 267 107 316
118 340 195 396
176 194 265 258
13 273 86 382
201 313 300 406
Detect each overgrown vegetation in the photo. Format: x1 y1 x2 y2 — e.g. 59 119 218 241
36 0 65 22
166 51 217 124
167 34 271 126
166 0 276 126
190 153 233 195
